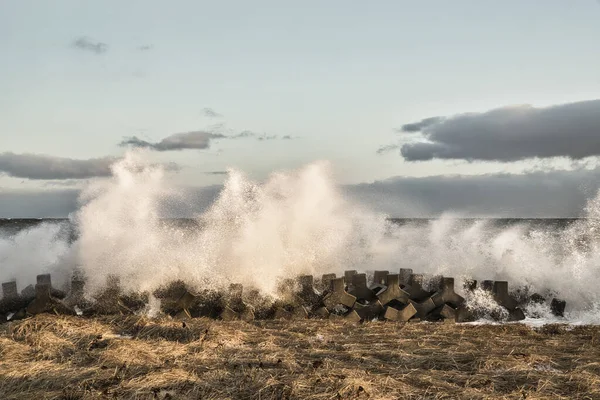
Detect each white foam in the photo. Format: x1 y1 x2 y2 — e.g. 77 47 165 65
1 150 600 324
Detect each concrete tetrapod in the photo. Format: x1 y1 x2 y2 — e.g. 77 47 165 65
431 278 465 308
384 302 417 322
323 277 356 311
377 274 410 306
404 274 434 302
349 273 377 302
492 281 526 322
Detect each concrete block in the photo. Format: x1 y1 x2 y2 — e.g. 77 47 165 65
492 281 518 311
463 279 477 292
409 297 437 320
398 268 413 286
344 310 361 323
349 273 376 302
428 304 456 322
323 277 356 310
320 273 336 293
63 276 88 309
314 306 330 319
292 306 309 320
529 293 545 304
431 278 465 308
344 270 357 287
377 274 410 306
405 274 433 301
21 285 35 299
37 274 51 286
220 306 239 321
229 283 243 299
456 305 476 323
273 307 292 320
2 281 18 300
296 275 321 307
481 280 494 292
551 298 566 317
354 300 384 321
241 307 255 322
372 270 389 286
27 283 71 315
384 303 417 322
508 307 526 322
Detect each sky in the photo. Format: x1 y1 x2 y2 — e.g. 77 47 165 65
1 1 600 217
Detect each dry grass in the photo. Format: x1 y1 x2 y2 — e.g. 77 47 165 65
0 316 599 399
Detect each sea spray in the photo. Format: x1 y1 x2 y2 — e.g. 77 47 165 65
2 151 600 322
73 151 388 295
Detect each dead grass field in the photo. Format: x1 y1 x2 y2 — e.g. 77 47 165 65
0 315 599 399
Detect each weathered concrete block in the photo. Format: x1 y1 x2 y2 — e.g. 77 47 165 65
241 307 255 322
21 285 35 299
431 278 465 308
63 275 88 310
344 270 357 286
377 274 410 306
384 303 417 322
349 273 377 302
292 306 309 320
455 305 474 323
220 306 239 321
529 293 546 304
296 275 321 307
371 270 389 287
320 273 336 293
2 281 18 300
354 300 384 321
27 283 71 315
405 274 433 301
323 277 356 310
508 307 526 322
463 279 477 292
481 280 494 292
551 298 566 317
428 304 456 322
37 274 51 286
409 297 437 320
344 310 361 323
314 306 330 319
492 281 518 311
398 268 413 286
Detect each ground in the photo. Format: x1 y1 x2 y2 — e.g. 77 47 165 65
0 315 599 399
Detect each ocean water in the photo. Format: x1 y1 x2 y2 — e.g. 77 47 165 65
1 152 600 323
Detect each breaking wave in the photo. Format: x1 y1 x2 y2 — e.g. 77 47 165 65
2 151 600 323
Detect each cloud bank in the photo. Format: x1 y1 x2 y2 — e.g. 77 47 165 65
399 99 600 162
120 131 226 151
0 153 117 180
2 167 599 218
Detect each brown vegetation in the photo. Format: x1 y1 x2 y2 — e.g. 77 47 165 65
0 315 599 399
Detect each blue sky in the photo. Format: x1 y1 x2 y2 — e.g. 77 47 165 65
1 1 600 216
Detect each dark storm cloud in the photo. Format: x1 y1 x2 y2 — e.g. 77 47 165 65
400 117 444 133
72 37 108 54
0 153 117 180
399 99 600 162
201 108 223 118
120 131 227 151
